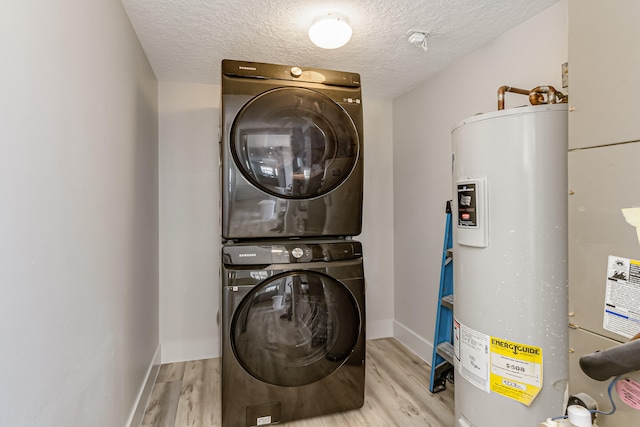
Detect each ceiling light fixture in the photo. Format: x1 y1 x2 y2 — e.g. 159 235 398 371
309 13 352 49
407 30 430 52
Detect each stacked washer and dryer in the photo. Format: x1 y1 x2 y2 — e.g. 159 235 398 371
219 60 365 427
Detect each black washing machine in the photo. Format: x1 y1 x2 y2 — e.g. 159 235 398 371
220 60 364 241
221 240 365 427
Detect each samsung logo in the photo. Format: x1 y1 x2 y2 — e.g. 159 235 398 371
239 253 257 257
238 66 256 71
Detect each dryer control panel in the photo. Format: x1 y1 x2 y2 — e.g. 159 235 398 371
222 59 361 87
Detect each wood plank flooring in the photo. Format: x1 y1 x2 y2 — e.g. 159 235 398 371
141 338 454 427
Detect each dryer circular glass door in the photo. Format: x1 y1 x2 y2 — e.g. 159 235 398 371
230 87 359 199
231 270 361 387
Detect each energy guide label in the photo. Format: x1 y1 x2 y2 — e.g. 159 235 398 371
489 338 542 406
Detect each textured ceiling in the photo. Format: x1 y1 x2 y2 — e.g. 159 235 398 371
121 0 559 99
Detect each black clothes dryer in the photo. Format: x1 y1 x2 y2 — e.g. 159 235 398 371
221 240 365 427
221 60 364 241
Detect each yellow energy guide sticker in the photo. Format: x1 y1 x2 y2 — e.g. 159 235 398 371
489 337 542 406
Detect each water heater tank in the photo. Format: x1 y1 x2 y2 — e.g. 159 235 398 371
451 104 568 427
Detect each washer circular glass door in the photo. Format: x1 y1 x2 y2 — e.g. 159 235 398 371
230 87 359 199
231 271 361 387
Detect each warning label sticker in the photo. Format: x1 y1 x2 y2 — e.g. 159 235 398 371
489 337 543 406
454 319 490 392
457 182 478 228
616 378 640 410
604 256 640 339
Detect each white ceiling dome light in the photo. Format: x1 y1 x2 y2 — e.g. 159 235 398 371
308 13 352 49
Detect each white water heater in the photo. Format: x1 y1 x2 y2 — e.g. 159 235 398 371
452 104 569 427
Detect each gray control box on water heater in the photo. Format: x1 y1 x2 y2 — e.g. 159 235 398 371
456 177 488 248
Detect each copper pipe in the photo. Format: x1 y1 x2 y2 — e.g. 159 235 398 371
529 85 558 105
498 85 567 110
497 86 530 110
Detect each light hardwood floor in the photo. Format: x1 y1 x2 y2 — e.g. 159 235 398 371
141 338 454 427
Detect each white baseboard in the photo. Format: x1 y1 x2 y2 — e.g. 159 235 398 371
127 345 161 427
161 337 220 364
366 318 394 340
392 320 434 364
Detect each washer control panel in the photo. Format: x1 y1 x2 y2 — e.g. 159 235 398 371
223 241 362 265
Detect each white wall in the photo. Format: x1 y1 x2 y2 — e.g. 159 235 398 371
159 82 221 363
0 1 159 427
360 97 395 339
392 0 568 361
158 83 394 361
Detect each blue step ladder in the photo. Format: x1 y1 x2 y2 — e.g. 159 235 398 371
429 200 455 393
